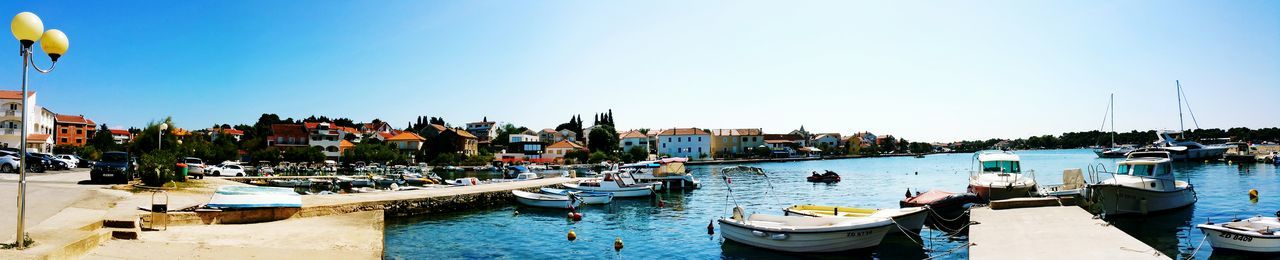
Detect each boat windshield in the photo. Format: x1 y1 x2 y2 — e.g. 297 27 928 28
981 161 1020 173
1118 164 1167 177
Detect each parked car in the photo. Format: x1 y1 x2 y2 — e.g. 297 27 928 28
23 153 49 173
73 154 92 168
91 152 132 184
181 157 206 178
209 163 246 177
0 153 18 173
55 154 81 168
37 153 73 170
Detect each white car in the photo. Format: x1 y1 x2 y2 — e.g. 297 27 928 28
37 153 74 170
55 154 80 168
182 157 206 175
0 154 18 173
209 163 246 177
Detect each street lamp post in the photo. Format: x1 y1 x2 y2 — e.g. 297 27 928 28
11 11 69 249
159 123 169 150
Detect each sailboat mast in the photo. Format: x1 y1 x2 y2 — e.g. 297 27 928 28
1176 80 1185 139
1109 93 1115 146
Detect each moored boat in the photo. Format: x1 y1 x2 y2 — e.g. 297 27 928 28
539 187 613 205
448 177 481 186
967 150 1037 201
512 190 582 209
620 157 700 190
721 165 765 175
901 189 979 228
206 186 302 209
1085 149 1196 216
718 206 894 252
783 205 929 233
562 171 655 198
1196 215 1280 253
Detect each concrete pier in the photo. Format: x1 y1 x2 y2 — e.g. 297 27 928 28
969 206 1168 259
300 177 582 217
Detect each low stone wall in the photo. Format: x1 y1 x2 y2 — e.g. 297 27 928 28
298 186 559 218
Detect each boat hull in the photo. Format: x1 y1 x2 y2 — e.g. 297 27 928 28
967 184 1035 201
512 190 581 209
1166 147 1229 161
539 188 613 205
1198 225 1280 253
782 206 928 234
562 183 653 198
1086 184 1196 215
718 219 892 252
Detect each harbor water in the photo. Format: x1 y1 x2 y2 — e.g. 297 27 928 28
384 149 1279 259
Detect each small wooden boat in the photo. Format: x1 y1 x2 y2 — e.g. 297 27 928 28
1197 216 1280 253
206 186 302 209
806 170 840 183
267 179 311 188
512 190 582 209
718 206 894 252
783 205 929 233
540 187 613 205
563 172 655 198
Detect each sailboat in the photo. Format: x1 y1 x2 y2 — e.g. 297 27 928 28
1151 81 1230 161
1093 93 1133 158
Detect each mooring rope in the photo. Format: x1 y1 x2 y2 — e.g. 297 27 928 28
1184 233 1209 259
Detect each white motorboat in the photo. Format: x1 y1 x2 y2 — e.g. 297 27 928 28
448 177 481 186
967 151 1038 201
620 158 700 190
562 171 655 198
514 172 539 180
718 206 894 252
1197 216 1280 253
1085 149 1196 216
1152 130 1229 161
511 190 582 209
207 186 302 209
783 205 929 234
539 187 613 205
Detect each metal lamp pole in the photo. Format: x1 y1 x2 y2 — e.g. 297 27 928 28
11 12 69 249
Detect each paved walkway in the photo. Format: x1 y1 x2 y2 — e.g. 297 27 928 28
969 206 1168 259
0 169 116 242
87 210 384 260
303 177 581 207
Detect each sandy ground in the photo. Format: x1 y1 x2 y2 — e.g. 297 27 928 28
85 210 384 260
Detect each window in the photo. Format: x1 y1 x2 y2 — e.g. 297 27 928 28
698 137 702 142
741 137 747 142
60 138 67 143
981 161 1021 173
61 128 67 134
667 137 671 142
76 129 82 134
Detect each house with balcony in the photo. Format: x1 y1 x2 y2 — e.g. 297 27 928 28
206 127 244 142
498 133 544 162
710 128 764 158
656 128 711 160
54 114 96 147
386 132 425 153
305 122 343 159
619 130 650 153
0 91 56 152
465 118 497 142
267 124 309 148
109 129 132 144
449 128 479 156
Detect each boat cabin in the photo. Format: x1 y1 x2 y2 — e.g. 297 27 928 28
1108 150 1181 190
976 152 1021 174
621 157 689 177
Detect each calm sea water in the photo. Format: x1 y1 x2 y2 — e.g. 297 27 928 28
384 149 1279 259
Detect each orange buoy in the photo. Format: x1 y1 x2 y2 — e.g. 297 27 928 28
1250 189 1259 200
567 230 577 241
614 237 624 251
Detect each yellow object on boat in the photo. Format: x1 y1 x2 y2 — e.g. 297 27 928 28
785 205 879 218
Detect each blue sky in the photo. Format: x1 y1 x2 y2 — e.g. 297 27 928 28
2 1 1277 142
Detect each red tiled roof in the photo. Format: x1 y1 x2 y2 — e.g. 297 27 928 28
378 132 394 139
387 132 426 141
620 130 648 139
27 134 50 142
453 128 477 139
711 129 762 136
657 128 708 136
0 90 35 100
54 114 95 125
270 124 308 138
335 126 360 134
339 140 355 149
763 134 805 141
547 140 586 150
110 129 131 135
304 122 320 129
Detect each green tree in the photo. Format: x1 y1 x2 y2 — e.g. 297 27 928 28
625 145 648 162
587 125 620 155
89 124 121 152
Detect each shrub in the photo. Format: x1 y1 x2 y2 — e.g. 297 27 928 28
139 150 179 187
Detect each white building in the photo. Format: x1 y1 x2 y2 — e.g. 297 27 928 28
465 118 497 142
619 130 650 152
812 133 842 148
0 91 55 152
656 128 711 160
306 122 343 159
